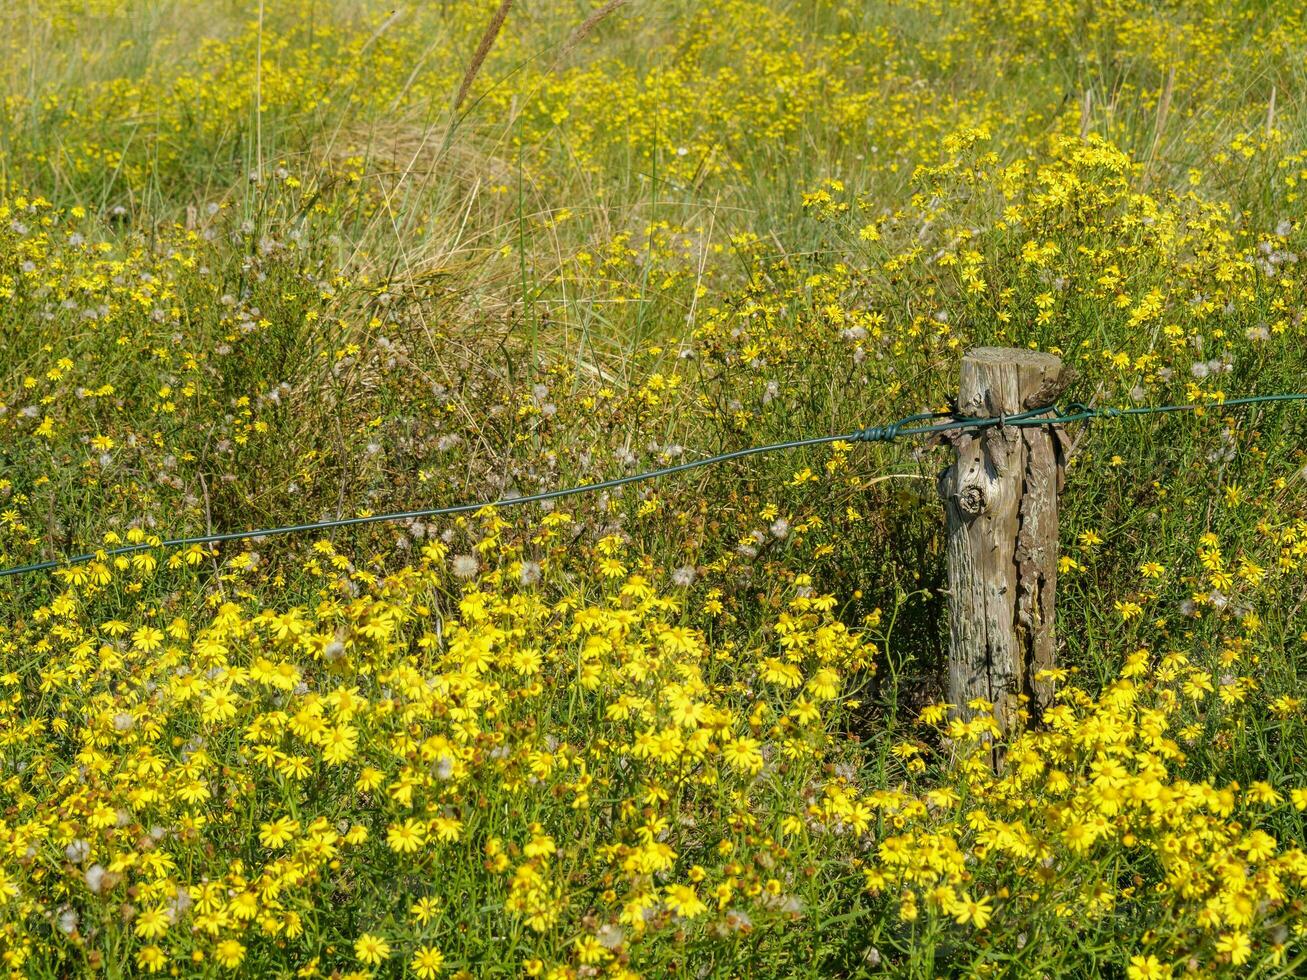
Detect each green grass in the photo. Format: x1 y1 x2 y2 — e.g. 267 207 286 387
0 1 1306 976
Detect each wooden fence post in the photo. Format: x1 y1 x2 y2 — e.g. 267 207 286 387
938 347 1072 746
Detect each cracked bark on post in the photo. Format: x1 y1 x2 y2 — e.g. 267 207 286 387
938 347 1071 758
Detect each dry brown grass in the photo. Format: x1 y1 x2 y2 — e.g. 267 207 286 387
453 0 515 113
551 0 629 72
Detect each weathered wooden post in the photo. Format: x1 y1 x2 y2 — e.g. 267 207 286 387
938 347 1071 746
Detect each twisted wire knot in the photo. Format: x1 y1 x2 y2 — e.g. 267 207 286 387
1064 402 1120 420
853 421 902 442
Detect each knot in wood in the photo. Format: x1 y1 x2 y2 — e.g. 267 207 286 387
957 483 986 517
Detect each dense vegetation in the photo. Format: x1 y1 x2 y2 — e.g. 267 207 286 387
1 1 1306 976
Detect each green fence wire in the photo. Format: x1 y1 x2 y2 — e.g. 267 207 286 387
2 392 1305 581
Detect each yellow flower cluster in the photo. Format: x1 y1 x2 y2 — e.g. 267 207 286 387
856 664 1307 974
0 519 873 974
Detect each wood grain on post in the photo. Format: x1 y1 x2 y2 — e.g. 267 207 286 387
938 347 1071 746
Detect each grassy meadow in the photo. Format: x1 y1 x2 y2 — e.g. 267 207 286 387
2 0 1307 976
